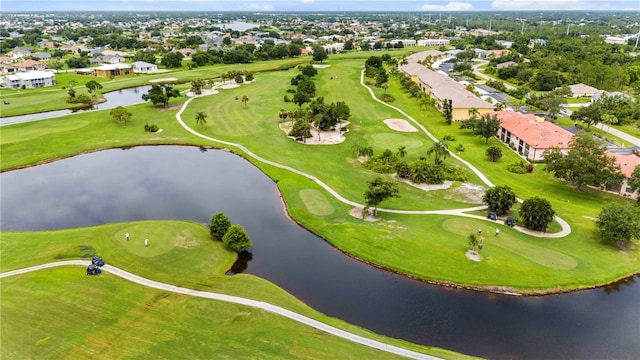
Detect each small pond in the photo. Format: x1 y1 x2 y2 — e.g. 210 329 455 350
1 146 638 360
0 85 152 125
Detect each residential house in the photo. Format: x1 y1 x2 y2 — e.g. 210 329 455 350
473 48 488 59
607 152 640 200
496 61 518 69
486 49 511 58
322 43 344 53
3 71 56 89
493 111 573 161
0 56 14 64
497 40 513 48
60 44 81 54
14 60 46 71
101 55 125 64
132 61 158 73
31 52 52 61
567 83 602 98
300 47 313 56
174 48 195 57
92 63 132 78
8 46 31 60
0 64 16 74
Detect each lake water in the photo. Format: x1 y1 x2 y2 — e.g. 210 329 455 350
0 85 152 126
1 146 638 360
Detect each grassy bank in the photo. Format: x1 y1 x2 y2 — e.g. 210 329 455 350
1 221 468 360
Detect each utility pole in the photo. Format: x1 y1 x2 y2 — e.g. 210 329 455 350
566 23 571 36
489 18 492 32
521 19 525 35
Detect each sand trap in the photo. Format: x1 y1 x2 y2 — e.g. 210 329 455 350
392 175 453 191
349 207 381 222
466 250 481 262
312 64 331 69
186 89 218 97
149 77 178 83
279 121 350 145
383 119 418 132
218 83 240 90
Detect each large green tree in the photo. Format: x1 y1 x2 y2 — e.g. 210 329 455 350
363 177 399 216
596 204 640 246
483 186 517 216
210 212 231 241
519 197 555 232
142 84 181 107
629 165 640 202
222 224 253 252
312 46 328 63
85 80 103 100
161 52 184 68
543 131 623 191
109 106 132 126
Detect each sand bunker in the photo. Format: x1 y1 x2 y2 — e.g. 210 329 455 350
279 121 350 145
186 89 219 97
312 64 331 69
383 119 418 132
466 250 481 262
149 77 178 83
392 175 453 191
218 83 240 90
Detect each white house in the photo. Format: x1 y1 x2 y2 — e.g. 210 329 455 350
132 61 158 73
3 71 56 89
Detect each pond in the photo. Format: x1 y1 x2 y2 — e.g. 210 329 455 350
0 85 152 125
1 146 638 360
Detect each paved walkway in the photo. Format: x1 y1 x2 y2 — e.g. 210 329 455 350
175 71 571 238
0 261 440 360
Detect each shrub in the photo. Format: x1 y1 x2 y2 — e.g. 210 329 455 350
455 144 465 153
144 123 159 132
442 164 468 181
222 224 253 252
245 73 254 81
507 160 528 174
286 89 296 94
520 197 555 232
363 149 398 173
442 135 456 141
409 160 444 184
395 161 410 178
234 75 244 84
284 95 290 103
486 146 503 162
379 94 396 102
210 212 231 241
483 185 517 216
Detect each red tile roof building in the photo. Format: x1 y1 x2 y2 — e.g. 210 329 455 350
607 152 640 199
494 111 574 161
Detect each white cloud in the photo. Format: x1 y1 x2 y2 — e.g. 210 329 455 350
300 0 315 3
246 3 274 11
421 2 474 11
491 0 587 10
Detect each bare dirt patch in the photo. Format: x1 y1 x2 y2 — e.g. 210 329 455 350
383 118 418 132
348 207 381 222
149 77 178 83
445 183 486 204
279 121 350 145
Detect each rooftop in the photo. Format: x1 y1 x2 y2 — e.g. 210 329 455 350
494 111 574 149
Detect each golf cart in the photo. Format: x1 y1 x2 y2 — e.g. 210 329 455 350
86 263 102 275
91 255 105 267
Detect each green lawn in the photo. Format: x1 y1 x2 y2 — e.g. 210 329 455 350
2 52 639 295
1 221 467 360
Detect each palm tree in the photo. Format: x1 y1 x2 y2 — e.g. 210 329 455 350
190 79 204 95
241 95 249 108
278 109 288 121
397 145 407 158
427 141 449 165
195 111 207 129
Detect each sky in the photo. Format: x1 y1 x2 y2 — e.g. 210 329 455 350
2 0 640 12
